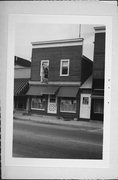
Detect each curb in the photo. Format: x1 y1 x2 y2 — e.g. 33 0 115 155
14 116 80 128
13 115 103 134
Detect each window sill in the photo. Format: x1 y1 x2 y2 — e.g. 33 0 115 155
31 108 45 111
60 111 76 113
60 74 69 77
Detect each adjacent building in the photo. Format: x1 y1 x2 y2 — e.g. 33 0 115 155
27 38 93 120
91 26 105 121
14 56 31 110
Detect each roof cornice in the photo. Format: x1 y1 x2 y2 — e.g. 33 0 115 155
32 38 84 48
94 26 106 33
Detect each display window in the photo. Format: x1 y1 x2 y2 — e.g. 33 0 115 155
31 97 46 110
60 98 76 113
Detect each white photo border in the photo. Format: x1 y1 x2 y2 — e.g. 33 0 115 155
4 14 112 169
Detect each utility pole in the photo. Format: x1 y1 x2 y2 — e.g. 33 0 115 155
79 24 81 38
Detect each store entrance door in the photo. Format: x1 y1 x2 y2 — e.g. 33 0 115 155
79 93 91 119
48 95 57 114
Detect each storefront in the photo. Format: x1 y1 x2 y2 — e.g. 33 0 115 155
27 85 59 115
57 86 79 120
27 85 80 119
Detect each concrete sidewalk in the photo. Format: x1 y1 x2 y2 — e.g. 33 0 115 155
13 111 103 131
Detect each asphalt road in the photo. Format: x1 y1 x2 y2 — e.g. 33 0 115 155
13 119 103 159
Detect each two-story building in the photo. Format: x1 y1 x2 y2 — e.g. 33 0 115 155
91 26 105 121
27 38 93 120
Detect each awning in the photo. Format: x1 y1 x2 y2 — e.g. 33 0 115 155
80 76 92 89
57 86 79 97
26 85 59 96
14 79 29 96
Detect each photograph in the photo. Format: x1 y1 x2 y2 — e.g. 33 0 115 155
13 23 105 159
1 0 117 178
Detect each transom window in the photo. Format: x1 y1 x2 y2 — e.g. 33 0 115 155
60 59 70 76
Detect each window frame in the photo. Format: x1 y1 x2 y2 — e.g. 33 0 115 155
40 60 49 82
60 59 70 76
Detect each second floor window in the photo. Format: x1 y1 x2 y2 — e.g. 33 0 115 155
60 59 70 76
40 60 49 82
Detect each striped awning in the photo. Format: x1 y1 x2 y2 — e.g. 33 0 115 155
26 85 59 96
14 79 29 96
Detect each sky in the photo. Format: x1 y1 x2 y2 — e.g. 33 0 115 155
15 24 96 61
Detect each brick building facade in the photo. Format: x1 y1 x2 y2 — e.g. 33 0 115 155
27 38 93 120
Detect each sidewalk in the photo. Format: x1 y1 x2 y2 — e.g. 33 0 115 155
13 111 103 132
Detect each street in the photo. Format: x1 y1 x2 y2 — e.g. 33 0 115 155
13 119 103 159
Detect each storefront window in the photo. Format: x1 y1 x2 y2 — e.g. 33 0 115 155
31 97 46 110
60 98 76 113
94 99 104 114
